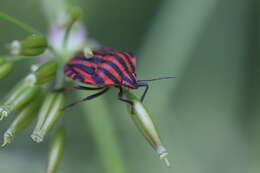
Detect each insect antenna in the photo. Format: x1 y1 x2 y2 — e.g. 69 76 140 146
138 76 176 82
135 76 176 102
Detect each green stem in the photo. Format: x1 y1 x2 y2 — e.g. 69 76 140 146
54 65 65 89
0 55 32 63
75 92 128 173
0 12 40 34
62 24 72 49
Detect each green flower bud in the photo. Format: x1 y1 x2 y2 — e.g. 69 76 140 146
34 61 58 84
0 62 13 79
10 34 47 56
0 82 40 120
46 127 65 173
31 92 65 143
2 98 41 147
124 89 170 167
21 34 47 56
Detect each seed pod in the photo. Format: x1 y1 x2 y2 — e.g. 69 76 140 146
46 127 65 173
0 82 40 120
31 92 65 143
34 61 58 84
9 34 48 56
0 62 13 79
124 89 170 167
2 97 41 147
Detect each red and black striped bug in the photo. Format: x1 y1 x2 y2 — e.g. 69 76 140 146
62 48 176 110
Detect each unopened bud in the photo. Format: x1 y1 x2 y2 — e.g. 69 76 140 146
34 61 58 84
10 34 47 56
9 40 21 55
31 92 65 143
46 127 65 173
124 89 170 167
0 61 13 79
2 98 41 147
0 82 40 120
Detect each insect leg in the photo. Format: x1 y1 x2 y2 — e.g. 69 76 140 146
138 83 149 102
117 87 133 105
58 85 104 92
62 87 109 111
118 87 134 113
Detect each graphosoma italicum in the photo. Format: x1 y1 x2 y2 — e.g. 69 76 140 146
62 48 175 110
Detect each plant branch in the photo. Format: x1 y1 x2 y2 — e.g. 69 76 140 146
75 92 128 173
0 12 40 34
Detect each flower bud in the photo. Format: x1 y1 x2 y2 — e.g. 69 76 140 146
34 61 58 84
31 92 65 143
0 61 13 79
10 34 47 56
124 89 170 167
0 82 40 120
2 98 41 147
21 34 47 56
46 127 65 173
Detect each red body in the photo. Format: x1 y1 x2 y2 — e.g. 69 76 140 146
64 48 139 88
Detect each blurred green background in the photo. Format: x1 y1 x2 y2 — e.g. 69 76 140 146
0 0 259 173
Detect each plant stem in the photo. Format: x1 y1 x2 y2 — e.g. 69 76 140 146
54 64 65 90
0 12 40 34
75 91 128 173
0 55 31 62
62 25 72 49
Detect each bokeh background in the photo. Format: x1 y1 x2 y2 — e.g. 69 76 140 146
0 0 259 173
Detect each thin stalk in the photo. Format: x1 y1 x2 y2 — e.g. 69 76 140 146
62 25 72 49
54 65 65 90
0 55 32 62
0 12 40 34
75 91 127 173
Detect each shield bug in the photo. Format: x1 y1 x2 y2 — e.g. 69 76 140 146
62 48 175 110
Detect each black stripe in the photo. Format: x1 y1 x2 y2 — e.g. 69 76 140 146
120 52 135 72
90 57 105 63
98 67 120 84
74 73 85 81
65 65 85 81
73 64 95 74
123 75 135 87
73 57 88 61
91 57 123 78
67 71 74 76
104 53 136 82
92 57 136 86
92 74 104 85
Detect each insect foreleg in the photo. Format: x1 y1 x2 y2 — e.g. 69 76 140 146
137 83 149 102
117 87 133 105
